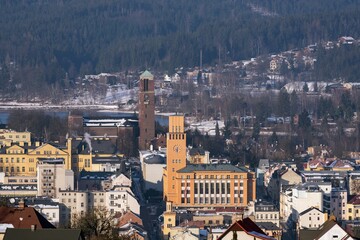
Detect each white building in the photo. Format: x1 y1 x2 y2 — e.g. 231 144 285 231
36 159 74 198
57 185 140 225
26 199 62 227
298 207 328 230
106 186 140 215
139 149 166 191
280 183 323 222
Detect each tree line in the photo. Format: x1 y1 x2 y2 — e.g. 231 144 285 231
0 0 359 96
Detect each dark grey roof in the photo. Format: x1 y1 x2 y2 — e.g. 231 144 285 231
144 154 165 164
177 164 248 173
299 207 323 216
72 139 117 154
255 222 281 231
83 116 138 127
92 156 122 164
79 171 114 180
189 147 206 156
23 198 59 207
4 228 83 240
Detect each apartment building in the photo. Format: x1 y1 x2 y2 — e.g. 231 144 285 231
36 158 74 198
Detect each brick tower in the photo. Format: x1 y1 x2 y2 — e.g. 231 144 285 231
138 70 155 150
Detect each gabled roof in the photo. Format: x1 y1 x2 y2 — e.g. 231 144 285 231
217 217 275 240
0 206 55 229
140 70 154 80
189 147 206 156
4 228 83 240
28 143 68 155
299 219 353 240
299 207 323 216
117 211 143 227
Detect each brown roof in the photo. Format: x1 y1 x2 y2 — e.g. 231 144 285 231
117 211 143 227
217 217 275 240
0 206 55 229
179 220 205 228
349 195 360 205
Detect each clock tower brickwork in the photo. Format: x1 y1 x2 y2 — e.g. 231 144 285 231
138 70 155 150
163 115 187 202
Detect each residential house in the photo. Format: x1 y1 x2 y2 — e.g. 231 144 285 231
217 217 276 240
299 218 354 240
298 207 328 230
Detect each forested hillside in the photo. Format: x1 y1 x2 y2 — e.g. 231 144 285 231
0 0 359 93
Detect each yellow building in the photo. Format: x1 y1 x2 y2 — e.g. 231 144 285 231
346 195 360 221
188 147 209 164
163 115 256 208
0 139 72 176
0 129 31 147
70 138 123 174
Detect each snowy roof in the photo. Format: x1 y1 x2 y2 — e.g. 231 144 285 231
140 70 154 80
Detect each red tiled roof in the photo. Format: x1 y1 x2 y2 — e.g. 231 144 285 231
0 206 55 229
179 220 205 228
117 211 143 227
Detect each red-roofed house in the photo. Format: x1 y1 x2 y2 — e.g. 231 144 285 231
0 202 55 239
217 217 276 240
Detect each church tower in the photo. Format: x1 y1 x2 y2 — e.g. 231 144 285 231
138 70 155 150
163 115 187 202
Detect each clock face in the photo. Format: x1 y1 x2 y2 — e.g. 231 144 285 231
173 145 181 153
144 94 149 100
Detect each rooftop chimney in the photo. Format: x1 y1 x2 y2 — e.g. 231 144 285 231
18 199 25 209
31 224 36 232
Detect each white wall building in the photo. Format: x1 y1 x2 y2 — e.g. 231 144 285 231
139 149 166 191
106 186 140 215
298 207 328 229
281 183 323 222
57 185 139 225
37 159 74 198
27 200 62 227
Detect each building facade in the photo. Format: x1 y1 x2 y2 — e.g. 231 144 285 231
163 115 256 208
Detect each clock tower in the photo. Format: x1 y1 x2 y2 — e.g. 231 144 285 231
138 70 155 150
163 115 187 202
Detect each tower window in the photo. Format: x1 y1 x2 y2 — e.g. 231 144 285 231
144 79 149 91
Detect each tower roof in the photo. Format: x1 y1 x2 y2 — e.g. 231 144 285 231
140 70 154 80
